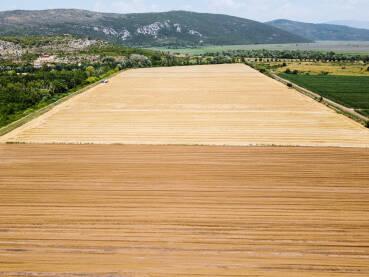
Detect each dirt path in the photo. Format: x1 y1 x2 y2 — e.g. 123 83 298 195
1 144 369 276
2 64 369 147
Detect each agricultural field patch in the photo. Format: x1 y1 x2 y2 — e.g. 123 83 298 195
278 73 369 109
0 144 369 276
1 64 369 147
148 41 369 55
276 61 369 76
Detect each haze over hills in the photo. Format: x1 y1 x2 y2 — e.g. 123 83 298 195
266 19 369 41
325 20 369 30
0 9 311 47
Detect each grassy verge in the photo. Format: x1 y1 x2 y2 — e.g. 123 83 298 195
357 109 369 117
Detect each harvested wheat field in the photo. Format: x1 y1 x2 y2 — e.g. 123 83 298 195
0 144 369 276
1 64 369 147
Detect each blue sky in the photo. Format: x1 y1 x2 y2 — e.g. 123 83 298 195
1 0 368 23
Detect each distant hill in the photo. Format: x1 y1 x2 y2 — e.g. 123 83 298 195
325 20 369 30
0 9 311 47
0 35 159 61
0 35 106 58
266 19 369 41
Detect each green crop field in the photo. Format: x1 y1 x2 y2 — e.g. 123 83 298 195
358 109 369 117
148 41 369 55
278 74 369 111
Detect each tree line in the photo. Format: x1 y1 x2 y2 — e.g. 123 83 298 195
202 49 369 63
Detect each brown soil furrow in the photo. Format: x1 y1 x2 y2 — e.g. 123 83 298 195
0 144 368 276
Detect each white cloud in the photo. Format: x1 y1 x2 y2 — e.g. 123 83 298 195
0 4 17 11
112 0 159 13
204 0 295 21
91 0 369 22
180 4 194 10
93 0 162 14
207 0 246 8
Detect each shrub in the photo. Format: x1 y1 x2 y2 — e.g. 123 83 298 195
86 76 98 84
287 83 293 88
292 69 299 74
285 68 291 74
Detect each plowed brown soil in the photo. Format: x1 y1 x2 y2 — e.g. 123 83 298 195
2 64 369 147
1 144 369 276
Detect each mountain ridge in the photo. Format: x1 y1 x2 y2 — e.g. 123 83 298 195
324 20 369 30
266 19 369 41
0 9 311 47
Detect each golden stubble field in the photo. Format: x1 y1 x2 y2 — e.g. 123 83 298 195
1 64 369 147
1 144 369 277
